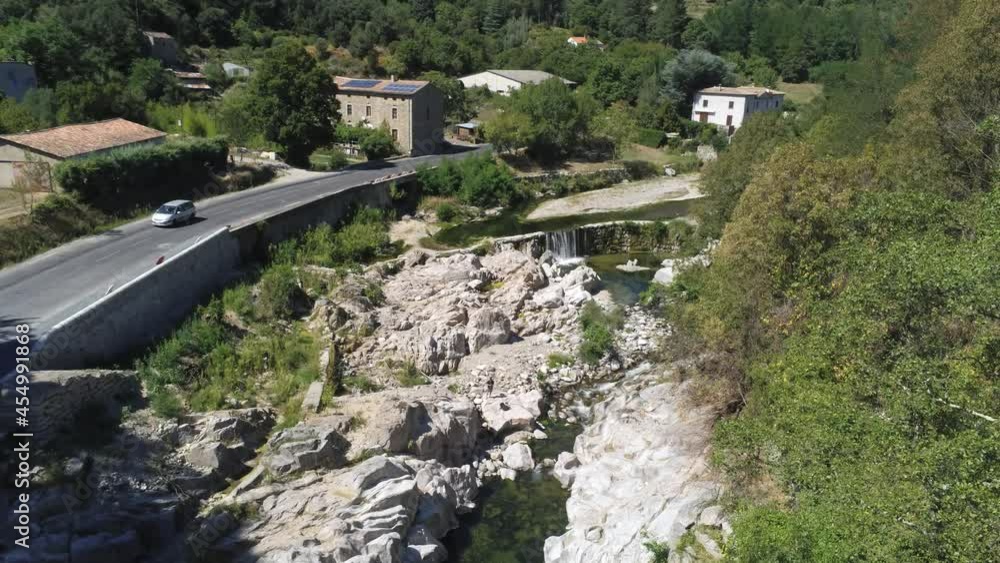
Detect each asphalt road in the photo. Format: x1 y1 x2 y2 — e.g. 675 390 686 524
0 147 485 376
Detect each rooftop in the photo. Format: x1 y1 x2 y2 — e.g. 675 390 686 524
483 69 576 86
334 76 429 96
0 118 166 159
142 31 174 39
699 86 785 97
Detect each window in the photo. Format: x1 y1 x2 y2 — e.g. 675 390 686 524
726 115 733 126
728 100 734 109
347 104 352 116
392 129 398 140
366 105 371 117
702 99 708 108
392 107 398 119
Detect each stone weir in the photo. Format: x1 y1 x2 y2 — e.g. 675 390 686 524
492 220 676 260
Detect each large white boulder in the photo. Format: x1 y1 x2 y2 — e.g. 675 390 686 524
502 443 535 471
480 390 545 435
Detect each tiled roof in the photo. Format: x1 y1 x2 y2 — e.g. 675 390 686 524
334 76 429 96
698 86 785 97
143 31 174 39
0 118 166 159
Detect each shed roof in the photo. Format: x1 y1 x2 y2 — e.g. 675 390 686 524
698 86 785 97
483 69 575 86
334 76 429 96
0 118 166 159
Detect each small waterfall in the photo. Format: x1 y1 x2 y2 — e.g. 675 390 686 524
546 229 579 259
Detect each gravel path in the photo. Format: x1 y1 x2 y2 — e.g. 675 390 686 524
526 174 703 221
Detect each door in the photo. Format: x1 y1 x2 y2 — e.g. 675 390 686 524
699 113 708 123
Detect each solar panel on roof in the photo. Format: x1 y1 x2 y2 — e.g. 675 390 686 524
383 83 421 93
344 79 380 88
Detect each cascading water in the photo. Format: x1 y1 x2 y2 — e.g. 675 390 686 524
546 229 586 260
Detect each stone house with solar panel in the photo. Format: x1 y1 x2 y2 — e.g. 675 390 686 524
335 76 445 156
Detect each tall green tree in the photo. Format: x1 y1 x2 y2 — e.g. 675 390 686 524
245 41 338 166
651 0 689 47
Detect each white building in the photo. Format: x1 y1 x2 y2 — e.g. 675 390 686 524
690 86 785 134
457 70 575 95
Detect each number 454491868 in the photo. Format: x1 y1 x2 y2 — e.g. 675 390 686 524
14 324 30 425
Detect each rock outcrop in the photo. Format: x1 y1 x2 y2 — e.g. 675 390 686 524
544 366 726 563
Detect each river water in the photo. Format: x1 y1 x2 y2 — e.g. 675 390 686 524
437 188 686 562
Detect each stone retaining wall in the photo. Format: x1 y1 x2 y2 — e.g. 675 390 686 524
31 370 140 445
492 220 676 257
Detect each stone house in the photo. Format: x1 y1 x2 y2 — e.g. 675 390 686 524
690 86 785 134
0 61 38 102
335 76 444 156
0 118 166 188
142 31 179 65
458 70 575 96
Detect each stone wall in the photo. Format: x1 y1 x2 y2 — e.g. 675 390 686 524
31 370 140 445
34 177 408 371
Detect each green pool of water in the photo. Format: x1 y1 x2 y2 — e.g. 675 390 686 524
434 198 697 248
444 422 581 563
587 252 664 306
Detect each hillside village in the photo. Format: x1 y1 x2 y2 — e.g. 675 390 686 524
2 1 999 563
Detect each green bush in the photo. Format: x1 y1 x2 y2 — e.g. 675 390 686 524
578 302 623 364
54 137 229 212
636 127 666 148
256 264 301 320
622 160 660 179
435 201 457 222
417 155 519 208
281 208 393 266
0 194 109 268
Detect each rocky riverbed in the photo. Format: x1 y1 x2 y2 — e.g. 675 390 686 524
12 241 727 563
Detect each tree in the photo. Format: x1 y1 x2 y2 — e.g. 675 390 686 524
504 78 597 158
218 87 260 151
418 71 470 123
484 110 534 154
245 41 338 166
661 49 735 112
591 101 639 158
587 59 631 106
197 7 233 47
651 0 689 47
359 125 398 160
0 96 38 134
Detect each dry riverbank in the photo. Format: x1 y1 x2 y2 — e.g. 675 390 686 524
527 175 703 221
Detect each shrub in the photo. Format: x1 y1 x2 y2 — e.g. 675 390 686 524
636 127 666 148
256 264 301 320
547 352 574 369
435 201 457 222
622 159 660 179
359 126 398 160
417 155 519 208
578 302 623 364
394 361 429 387
54 137 229 212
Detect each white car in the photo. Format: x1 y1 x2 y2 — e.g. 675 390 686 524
152 200 196 227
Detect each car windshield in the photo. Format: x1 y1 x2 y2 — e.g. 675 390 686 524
157 205 177 214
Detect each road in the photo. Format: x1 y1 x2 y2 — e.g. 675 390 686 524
0 147 485 375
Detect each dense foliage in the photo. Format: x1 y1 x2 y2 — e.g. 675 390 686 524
53 137 228 211
660 0 1000 559
416 154 518 207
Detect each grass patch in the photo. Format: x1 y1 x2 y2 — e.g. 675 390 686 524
341 374 383 393
393 360 429 387
777 81 823 105
546 352 575 369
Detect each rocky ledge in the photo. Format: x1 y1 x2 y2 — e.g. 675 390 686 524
544 364 729 563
